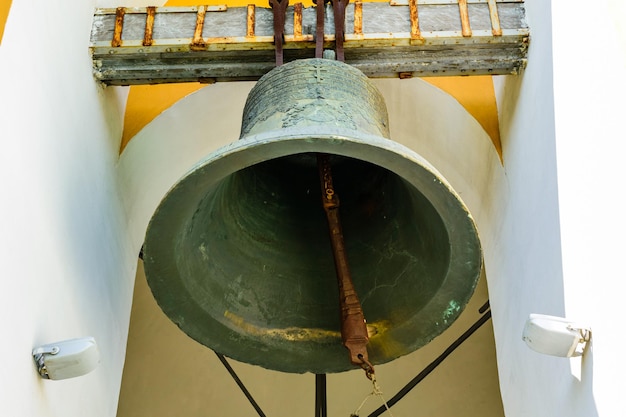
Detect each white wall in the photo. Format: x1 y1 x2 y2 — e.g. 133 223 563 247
492 1 572 414
492 0 626 416
0 1 139 415
551 1 626 416
491 0 570 415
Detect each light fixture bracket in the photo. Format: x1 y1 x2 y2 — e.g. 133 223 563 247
522 314 591 358
32 337 100 380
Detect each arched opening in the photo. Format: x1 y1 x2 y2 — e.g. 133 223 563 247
116 77 505 416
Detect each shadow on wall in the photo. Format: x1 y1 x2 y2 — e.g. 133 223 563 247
583 344 598 416
569 342 598 417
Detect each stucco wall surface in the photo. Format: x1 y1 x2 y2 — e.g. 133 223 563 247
0 0 143 415
491 0 569 413
492 0 626 416
551 0 626 416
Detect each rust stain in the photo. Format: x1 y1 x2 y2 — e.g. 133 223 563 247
194 36 273 46
224 311 340 342
111 7 125 47
206 5 227 12
142 6 156 46
487 0 502 36
294 3 303 39
246 4 255 37
353 1 362 36
458 0 472 37
190 5 207 50
408 0 421 40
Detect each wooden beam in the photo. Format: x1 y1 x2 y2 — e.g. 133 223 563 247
90 1 528 85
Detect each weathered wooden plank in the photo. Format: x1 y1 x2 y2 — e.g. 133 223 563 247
90 3 527 42
90 1 528 85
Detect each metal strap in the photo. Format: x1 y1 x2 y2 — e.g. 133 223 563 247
269 0 289 65
315 0 327 58
332 0 349 61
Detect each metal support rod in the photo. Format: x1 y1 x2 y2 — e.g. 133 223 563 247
317 154 371 372
315 374 328 417
214 352 267 417
367 305 492 417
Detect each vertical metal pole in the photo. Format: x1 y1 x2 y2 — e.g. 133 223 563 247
315 374 327 417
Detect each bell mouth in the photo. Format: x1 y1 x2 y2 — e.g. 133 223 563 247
143 131 482 374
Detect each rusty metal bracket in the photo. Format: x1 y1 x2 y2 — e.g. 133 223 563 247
353 1 363 36
269 0 289 66
246 5 256 38
408 0 421 40
190 6 208 50
487 0 502 36
293 3 303 40
142 6 156 46
111 7 125 47
458 0 472 37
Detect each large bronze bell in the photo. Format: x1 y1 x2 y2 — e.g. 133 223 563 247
142 58 482 374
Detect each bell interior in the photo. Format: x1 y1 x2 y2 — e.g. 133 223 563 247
143 150 480 374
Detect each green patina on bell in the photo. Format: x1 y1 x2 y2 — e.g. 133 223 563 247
142 58 482 374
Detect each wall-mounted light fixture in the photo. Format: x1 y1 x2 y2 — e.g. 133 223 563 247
32 337 100 380
522 314 591 358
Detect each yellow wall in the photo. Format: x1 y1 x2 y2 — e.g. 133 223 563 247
427 76 501 157
122 83 206 149
0 0 12 44
122 0 501 157
121 0 250 150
